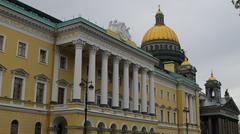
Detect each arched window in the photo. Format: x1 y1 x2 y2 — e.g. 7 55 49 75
35 122 41 134
122 125 128 134
132 126 138 134
97 122 105 134
141 127 146 133
150 128 154 134
110 124 117 134
10 120 18 134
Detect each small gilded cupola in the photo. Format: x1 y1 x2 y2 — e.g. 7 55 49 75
155 5 164 25
177 57 197 82
205 72 222 100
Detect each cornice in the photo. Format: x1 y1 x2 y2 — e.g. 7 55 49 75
0 7 55 43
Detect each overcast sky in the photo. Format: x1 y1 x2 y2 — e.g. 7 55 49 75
20 0 240 107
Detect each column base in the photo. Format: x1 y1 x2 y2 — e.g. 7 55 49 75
100 104 109 107
72 99 81 102
50 101 57 104
87 102 95 105
123 108 130 111
149 113 156 116
111 106 120 109
132 110 140 113
141 112 148 114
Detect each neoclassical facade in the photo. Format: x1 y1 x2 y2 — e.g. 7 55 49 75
0 0 201 134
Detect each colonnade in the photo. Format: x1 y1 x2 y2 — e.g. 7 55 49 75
52 39 156 115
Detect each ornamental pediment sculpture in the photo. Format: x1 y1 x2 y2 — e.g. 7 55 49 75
108 20 131 41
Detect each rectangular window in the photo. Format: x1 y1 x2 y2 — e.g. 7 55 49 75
97 95 101 105
167 92 170 101
173 112 176 124
60 56 67 70
160 110 164 122
108 98 112 107
17 42 27 58
57 87 65 104
13 77 23 100
173 94 176 102
0 35 4 51
167 111 170 123
160 90 163 99
0 71 3 96
36 82 45 103
39 49 48 64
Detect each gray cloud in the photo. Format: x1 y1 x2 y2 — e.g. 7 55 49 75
20 0 240 107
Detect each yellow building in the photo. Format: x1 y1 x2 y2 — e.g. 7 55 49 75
0 0 201 134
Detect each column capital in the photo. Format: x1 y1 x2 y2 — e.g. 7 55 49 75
133 64 140 69
72 39 86 47
141 67 148 73
89 45 99 52
124 60 131 65
113 55 122 62
102 50 111 57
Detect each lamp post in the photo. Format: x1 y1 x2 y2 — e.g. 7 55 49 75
183 107 190 134
79 80 94 134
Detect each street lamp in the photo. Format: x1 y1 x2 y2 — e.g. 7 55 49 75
79 80 94 134
183 107 190 134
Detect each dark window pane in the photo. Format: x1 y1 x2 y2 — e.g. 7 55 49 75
10 120 18 134
60 56 67 69
57 87 65 104
18 42 26 57
40 50 47 63
13 77 23 100
35 122 41 134
0 35 4 51
36 83 44 103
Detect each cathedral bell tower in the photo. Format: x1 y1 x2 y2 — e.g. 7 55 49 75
177 57 197 82
205 72 222 100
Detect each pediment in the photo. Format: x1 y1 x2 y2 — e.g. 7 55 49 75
0 64 7 71
56 79 69 87
222 98 240 114
34 74 50 82
11 68 29 77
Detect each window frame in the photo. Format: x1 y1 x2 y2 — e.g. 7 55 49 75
16 41 28 58
57 86 67 104
38 48 48 65
34 80 47 104
11 75 26 100
10 120 19 134
0 34 6 52
59 55 68 70
0 70 3 96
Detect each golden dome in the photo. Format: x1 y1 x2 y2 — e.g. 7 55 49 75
142 25 179 44
208 72 217 81
142 7 179 44
181 57 191 66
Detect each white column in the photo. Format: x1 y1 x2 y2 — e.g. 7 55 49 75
189 94 193 124
123 60 130 110
100 51 111 106
149 72 155 115
88 45 98 103
72 39 85 102
141 68 148 113
51 46 60 103
192 96 196 124
185 93 189 123
132 64 140 112
112 56 121 108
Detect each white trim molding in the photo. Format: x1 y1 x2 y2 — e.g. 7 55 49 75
11 75 26 100
38 48 49 65
0 33 6 52
34 80 47 104
16 40 28 59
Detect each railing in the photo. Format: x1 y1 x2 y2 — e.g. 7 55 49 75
0 96 47 110
51 102 157 121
